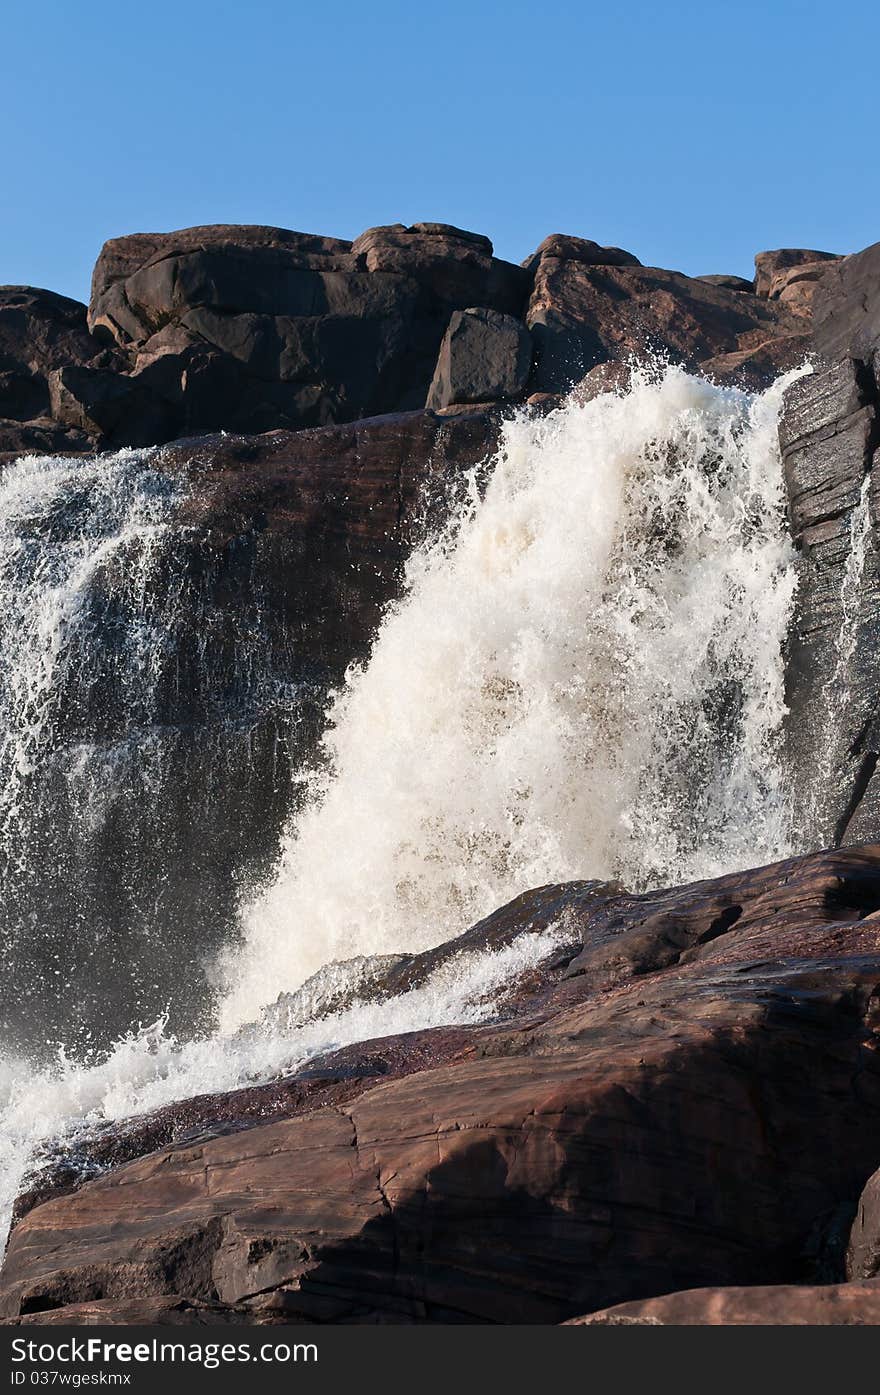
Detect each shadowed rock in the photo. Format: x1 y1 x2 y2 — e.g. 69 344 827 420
84 222 530 439
2 222 833 455
426 307 532 409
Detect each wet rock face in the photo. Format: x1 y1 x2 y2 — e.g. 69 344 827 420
778 243 880 848
5 844 880 1325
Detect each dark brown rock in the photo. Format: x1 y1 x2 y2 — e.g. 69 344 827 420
812 242 880 364
88 225 357 344
6 844 880 1324
571 360 633 402
767 260 841 319
526 257 797 393
699 331 810 391
696 274 755 294
778 352 880 849
1 226 826 455
754 248 841 299
5 1297 256 1326
425 307 532 409
48 365 174 446
520 234 640 275
0 418 93 464
0 287 120 450
847 1167 880 1280
83 223 531 440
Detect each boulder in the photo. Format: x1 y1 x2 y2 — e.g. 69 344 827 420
520 234 640 275
0 286 119 447
571 360 633 402
5 844 880 1324
84 222 531 439
48 364 174 446
754 248 841 299
766 260 841 318
812 241 880 363
88 224 357 344
425 307 532 409
0 418 93 464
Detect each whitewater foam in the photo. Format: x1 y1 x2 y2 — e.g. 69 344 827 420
0 445 305 1052
221 364 804 1028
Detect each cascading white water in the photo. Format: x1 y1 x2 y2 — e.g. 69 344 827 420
0 448 184 845
0 445 306 1055
220 364 803 1028
0 447 191 1048
0 363 807 1249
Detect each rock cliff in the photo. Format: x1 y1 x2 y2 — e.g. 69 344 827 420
2 221 827 456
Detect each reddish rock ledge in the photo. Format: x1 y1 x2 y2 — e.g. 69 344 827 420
4 844 880 1324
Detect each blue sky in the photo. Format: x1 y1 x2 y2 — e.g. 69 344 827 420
3 0 878 303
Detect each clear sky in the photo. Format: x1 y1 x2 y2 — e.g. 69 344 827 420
3 0 878 304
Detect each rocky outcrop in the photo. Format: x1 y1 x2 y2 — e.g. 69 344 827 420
5 843 880 1324
2 222 835 456
0 287 119 458
755 248 841 300
525 247 801 393
85 222 529 437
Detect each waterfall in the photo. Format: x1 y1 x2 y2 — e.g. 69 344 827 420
0 447 304 1058
221 365 802 1028
0 363 807 1247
